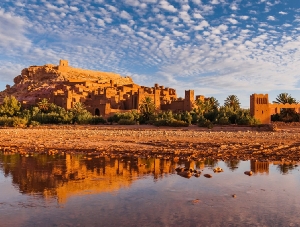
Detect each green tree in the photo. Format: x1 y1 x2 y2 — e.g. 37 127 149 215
139 97 156 122
37 98 50 113
70 102 92 124
273 93 298 122
224 95 240 111
207 97 219 110
194 97 219 115
0 96 21 117
274 93 297 104
71 102 86 115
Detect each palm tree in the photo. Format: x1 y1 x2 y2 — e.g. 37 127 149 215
139 97 156 121
194 97 219 115
37 98 50 113
273 93 298 122
224 95 240 111
71 102 86 115
274 93 297 104
207 97 219 110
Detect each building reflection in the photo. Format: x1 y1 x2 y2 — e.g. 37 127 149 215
2 151 298 203
0 152 223 203
0 153 183 203
250 160 270 174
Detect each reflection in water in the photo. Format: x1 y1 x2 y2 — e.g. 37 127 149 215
0 152 220 204
273 161 298 175
225 159 240 171
250 160 269 174
1 151 300 227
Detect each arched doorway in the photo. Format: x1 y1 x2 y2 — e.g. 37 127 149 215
95 108 100 116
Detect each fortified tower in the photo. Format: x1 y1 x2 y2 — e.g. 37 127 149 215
250 94 270 124
184 90 194 111
58 59 69 72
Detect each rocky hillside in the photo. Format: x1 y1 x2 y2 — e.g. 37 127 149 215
0 61 134 104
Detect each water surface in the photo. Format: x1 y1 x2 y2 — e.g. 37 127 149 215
0 152 299 227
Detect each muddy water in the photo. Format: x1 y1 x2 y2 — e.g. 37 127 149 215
0 152 300 227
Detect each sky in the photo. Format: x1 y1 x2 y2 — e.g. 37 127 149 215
0 0 300 107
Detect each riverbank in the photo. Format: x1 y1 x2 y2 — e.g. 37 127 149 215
0 124 300 161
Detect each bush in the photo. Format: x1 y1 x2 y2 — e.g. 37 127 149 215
29 120 40 126
153 119 169 126
12 117 28 127
204 111 218 123
109 112 135 123
153 119 189 127
0 116 13 126
218 116 230 125
168 120 189 127
237 116 260 126
0 96 21 117
198 118 213 128
118 119 136 125
74 111 93 124
89 116 106 125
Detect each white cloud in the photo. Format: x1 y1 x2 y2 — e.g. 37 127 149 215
97 19 105 27
267 16 276 21
227 18 238 24
211 0 219 4
0 9 31 50
194 20 209 30
230 4 238 10
120 10 132 20
193 13 203 19
240 16 249 20
279 11 287 15
124 0 140 7
159 0 177 12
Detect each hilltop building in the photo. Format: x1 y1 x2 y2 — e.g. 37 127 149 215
46 60 204 116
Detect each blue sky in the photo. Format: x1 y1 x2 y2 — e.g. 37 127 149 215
0 0 300 107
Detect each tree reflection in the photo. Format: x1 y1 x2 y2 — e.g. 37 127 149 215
276 163 295 175
225 160 240 171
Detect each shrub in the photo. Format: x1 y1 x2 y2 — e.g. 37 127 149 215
198 118 213 128
237 116 260 126
118 119 136 125
109 112 135 123
168 120 189 127
29 120 40 126
12 117 28 127
153 119 169 126
0 116 13 126
153 119 189 127
218 116 230 125
0 96 21 117
74 111 93 124
89 116 106 124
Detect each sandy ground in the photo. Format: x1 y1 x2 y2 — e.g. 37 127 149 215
0 124 300 161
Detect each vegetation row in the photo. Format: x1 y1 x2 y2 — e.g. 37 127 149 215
0 93 297 128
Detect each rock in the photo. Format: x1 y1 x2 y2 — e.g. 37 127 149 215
213 167 223 173
178 170 192 178
244 171 253 176
204 174 212 178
